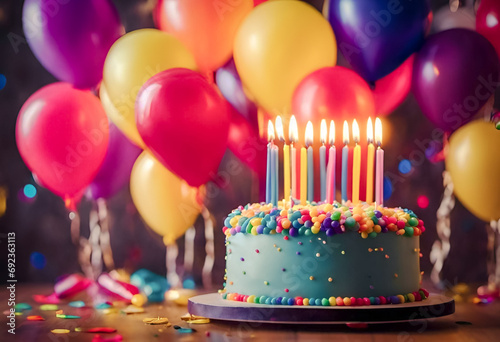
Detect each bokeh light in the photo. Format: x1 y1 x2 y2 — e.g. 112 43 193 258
23 184 37 198
417 195 429 209
183 278 196 290
0 186 7 217
0 74 6 90
30 252 47 270
383 176 392 201
398 159 412 174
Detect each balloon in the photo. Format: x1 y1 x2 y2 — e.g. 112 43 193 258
431 3 475 33
292 66 375 127
97 273 139 302
446 121 500 222
86 123 142 200
215 59 258 123
254 0 267 6
234 0 337 113
372 54 414 116
23 0 122 89
227 108 266 176
100 84 144 148
157 0 253 72
130 152 204 245
102 29 197 146
477 0 500 59
16 83 109 206
327 0 430 82
136 68 230 187
413 29 500 132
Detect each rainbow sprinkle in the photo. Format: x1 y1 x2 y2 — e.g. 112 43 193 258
222 202 425 239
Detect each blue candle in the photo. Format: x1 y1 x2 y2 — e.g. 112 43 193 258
319 120 327 202
272 145 279 206
266 121 275 204
305 122 314 203
341 121 349 203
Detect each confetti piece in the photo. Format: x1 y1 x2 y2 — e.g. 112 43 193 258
27 315 45 321
69 301 86 308
40 304 59 311
186 318 210 324
51 329 70 334
176 328 196 334
95 303 112 310
92 334 123 342
102 308 119 315
77 327 117 333
143 317 169 325
121 305 144 314
15 303 32 311
15 312 23 316
33 293 60 304
56 314 81 319
55 310 64 315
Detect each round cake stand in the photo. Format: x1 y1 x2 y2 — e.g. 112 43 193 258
188 293 455 324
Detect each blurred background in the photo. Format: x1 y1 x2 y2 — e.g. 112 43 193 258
0 0 498 293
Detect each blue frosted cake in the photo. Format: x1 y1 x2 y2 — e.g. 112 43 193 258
220 202 429 306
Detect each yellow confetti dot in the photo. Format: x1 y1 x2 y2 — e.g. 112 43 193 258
341 251 345 255
394 273 398 278
328 277 333 282
247 295 256 303
309 276 314 280
329 297 336 306
131 294 147 307
316 253 320 257
303 298 309 306
143 317 169 325
51 329 70 334
343 297 352 306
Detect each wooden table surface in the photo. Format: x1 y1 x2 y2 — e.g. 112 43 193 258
1 284 499 342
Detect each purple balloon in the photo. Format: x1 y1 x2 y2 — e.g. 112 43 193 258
23 0 123 89
413 29 500 132
327 0 430 82
86 124 142 200
216 59 258 125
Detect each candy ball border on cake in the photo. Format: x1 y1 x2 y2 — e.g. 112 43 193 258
221 201 429 306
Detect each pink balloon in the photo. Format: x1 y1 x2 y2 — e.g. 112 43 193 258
136 68 230 187
16 83 109 207
477 0 500 59
372 54 414 116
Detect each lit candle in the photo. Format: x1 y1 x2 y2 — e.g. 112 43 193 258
290 116 298 201
366 118 375 203
300 139 307 206
320 119 327 202
306 121 314 203
276 116 290 201
341 121 349 203
272 142 278 206
326 120 336 204
352 119 361 204
266 120 274 204
375 118 384 206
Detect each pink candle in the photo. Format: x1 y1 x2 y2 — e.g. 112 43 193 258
326 120 336 203
375 118 384 206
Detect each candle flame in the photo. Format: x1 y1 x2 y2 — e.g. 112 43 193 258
343 120 349 145
352 119 360 144
305 121 313 148
267 120 275 142
275 116 285 142
289 115 298 143
320 119 327 145
367 117 374 144
329 120 335 145
375 117 382 146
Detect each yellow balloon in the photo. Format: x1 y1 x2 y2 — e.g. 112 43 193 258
103 29 197 147
446 121 500 222
100 84 145 148
130 152 204 244
234 0 337 113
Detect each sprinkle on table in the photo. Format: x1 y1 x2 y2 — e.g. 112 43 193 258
69 301 86 308
40 304 59 311
143 317 169 325
27 315 44 321
121 305 145 314
51 329 70 334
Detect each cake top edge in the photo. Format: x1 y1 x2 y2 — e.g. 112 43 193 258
222 201 425 239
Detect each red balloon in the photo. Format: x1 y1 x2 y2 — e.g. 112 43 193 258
292 66 375 128
372 54 414 116
477 0 500 59
16 83 109 206
254 0 268 6
136 68 230 187
227 108 266 176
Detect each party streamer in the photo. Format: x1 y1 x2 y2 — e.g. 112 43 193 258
183 226 196 279
201 207 215 289
166 243 181 288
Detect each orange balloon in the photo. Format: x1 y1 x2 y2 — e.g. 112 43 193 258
157 0 253 72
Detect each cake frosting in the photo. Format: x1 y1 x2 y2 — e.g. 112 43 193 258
220 202 429 306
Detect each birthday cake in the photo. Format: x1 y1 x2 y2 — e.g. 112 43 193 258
220 202 428 306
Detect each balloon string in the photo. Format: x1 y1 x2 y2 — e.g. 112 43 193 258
97 198 115 271
70 210 93 279
430 170 455 287
89 206 103 279
183 226 196 278
487 219 500 287
201 206 215 289
166 243 181 288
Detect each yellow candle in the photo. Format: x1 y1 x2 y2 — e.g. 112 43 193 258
275 116 290 201
352 119 361 204
300 146 307 205
366 118 375 203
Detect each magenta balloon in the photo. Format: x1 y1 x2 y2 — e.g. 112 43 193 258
215 59 257 125
87 123 142 200
412 29 500 132
23 0 123 89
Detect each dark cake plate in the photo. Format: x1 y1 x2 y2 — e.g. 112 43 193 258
188 293 454 324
